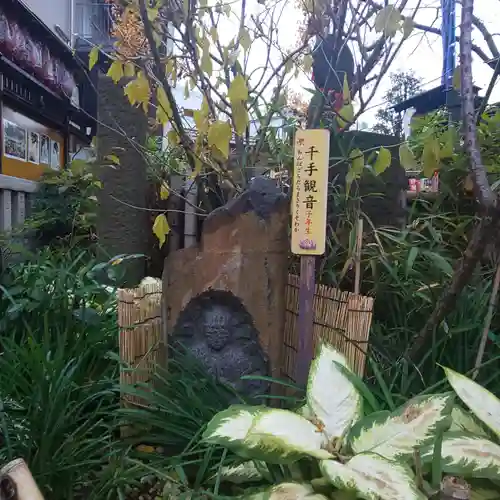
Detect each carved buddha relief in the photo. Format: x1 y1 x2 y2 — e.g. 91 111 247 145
170 290 270 400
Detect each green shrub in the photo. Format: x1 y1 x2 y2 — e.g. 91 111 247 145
24 159 101 248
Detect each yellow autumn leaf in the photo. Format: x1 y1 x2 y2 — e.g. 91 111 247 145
160 181 170 200
402 16 414 38
452 65 461 91
303 54 313 73
153 214 170 248
89 45 100 70
107 60 124 83
374 5 403 37
232 101 249 137
193 155 203 177
193 110 209 134
207 120 232 158
124 72 151 113
147 6 159 21
239 28 251 52
124 62 135 78
167 129 180 146
210 26 218 42
201 37 213 76
156 86 172 124
228 74 248 103
342 73 350 103
166 59 175 77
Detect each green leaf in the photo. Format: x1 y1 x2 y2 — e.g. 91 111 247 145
347 393 453 461
439 128 456 159
421 432 500 480
89 45 100 70
421 137 441 178
450 405 489 437
208 120 232 158
306 343 362 443
152 214 170 248
243 483 330 500
373 146 391 175
350 148 364 175
215 461 265 484
374 5 403 37
320 453 426 500
443 366 500 438
399 143 417 170
336 102 354 129
202 405 333 463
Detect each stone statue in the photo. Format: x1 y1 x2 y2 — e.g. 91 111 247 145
170 290 270 401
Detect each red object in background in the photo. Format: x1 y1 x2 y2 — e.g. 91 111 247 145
0 10 15 56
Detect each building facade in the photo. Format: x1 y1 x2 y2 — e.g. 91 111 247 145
0 0 96 234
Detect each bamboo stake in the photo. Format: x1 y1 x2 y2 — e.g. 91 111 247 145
0 459 44 500
354 218 363 295
473 261 500 379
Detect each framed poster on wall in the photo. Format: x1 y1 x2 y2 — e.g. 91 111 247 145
3 119 27 162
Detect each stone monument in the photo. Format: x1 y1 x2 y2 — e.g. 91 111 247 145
162 177 289 400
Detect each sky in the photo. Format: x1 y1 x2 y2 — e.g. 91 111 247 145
197 0 500 126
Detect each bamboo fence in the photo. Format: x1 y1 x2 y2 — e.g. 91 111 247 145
283 274 373 379
117 278 163 407
117 275 374 401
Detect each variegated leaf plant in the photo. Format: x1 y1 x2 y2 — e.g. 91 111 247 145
419 366 500 488
202 343 453 500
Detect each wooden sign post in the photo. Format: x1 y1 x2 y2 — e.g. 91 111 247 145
291 129 330 388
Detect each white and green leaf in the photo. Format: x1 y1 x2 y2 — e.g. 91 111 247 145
203 405 332 464
347 393 453 460
306 343 362 442
215 461 266 484
242 482 330 500
421 431 500 481
450 405 489 437
320 453 426 500
444 366 500 438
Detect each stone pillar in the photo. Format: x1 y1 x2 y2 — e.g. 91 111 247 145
95 73 149 286
162 177 289 400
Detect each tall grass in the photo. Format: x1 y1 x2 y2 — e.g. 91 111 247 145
0 248 137 498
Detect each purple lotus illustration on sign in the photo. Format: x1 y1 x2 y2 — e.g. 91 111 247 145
299 239 316 250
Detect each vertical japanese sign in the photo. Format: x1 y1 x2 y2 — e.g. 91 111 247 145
291 129 330 255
